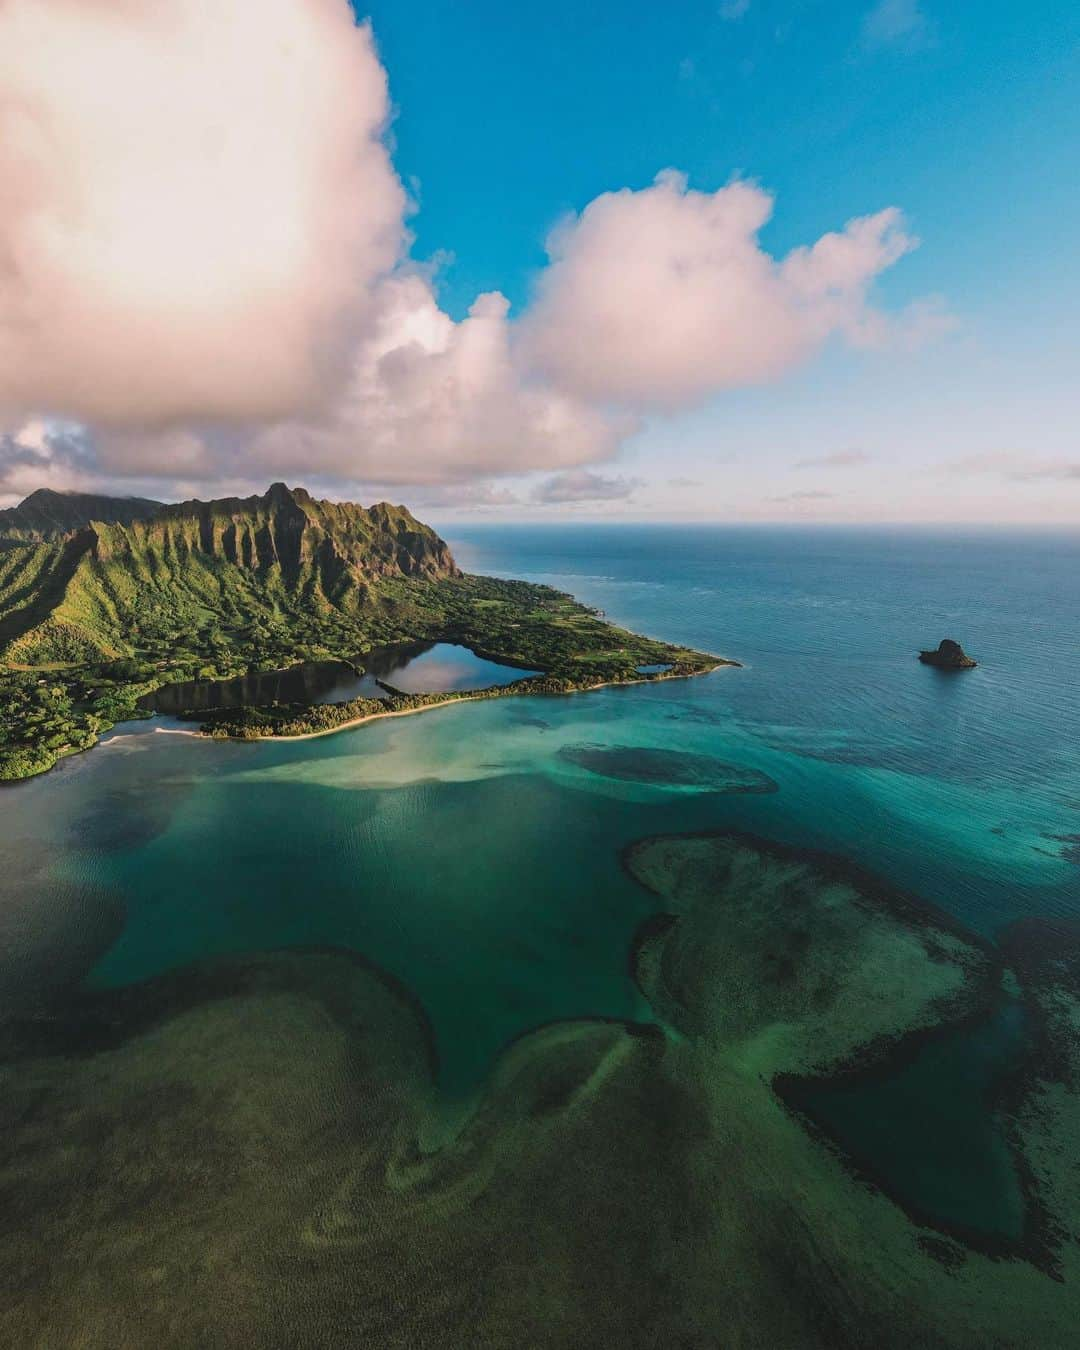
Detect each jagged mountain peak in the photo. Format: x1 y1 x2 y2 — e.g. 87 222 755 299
0 483 459 664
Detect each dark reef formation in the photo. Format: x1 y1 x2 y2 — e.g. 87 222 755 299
558 744 778 793
919 638 977 669
3 833 1079 1347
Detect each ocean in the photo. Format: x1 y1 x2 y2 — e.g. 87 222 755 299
2 524 1078 1344
452 523 1080 929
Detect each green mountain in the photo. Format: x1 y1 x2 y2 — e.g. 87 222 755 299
0 487 165 543
0 483 458 664
0 481 719 781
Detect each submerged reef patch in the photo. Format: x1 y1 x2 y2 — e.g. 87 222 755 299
996 917 1080 1268
3 842 1080 1345
557 743 779 793
1044 833 1080 865
623 831 1080 1280
622 829 994 1064
66 778 195 854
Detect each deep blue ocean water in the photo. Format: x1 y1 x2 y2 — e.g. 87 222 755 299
448 523 1080 935
2 524 1078 1242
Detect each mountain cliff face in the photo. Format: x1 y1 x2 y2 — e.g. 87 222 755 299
0 484 458 663
97 482 455 583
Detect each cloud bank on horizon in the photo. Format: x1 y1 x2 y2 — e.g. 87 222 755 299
0 0 931 507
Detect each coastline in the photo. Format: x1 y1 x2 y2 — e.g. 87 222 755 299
1 527 731 779
226 661 734 745
1 656 734 780
263 691 486 742
17 673 737 769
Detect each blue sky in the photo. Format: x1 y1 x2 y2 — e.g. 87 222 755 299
360 0 1080 522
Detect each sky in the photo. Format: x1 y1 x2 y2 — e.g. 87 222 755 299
0 0 1077 524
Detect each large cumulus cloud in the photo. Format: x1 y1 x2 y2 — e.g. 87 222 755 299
0 422 95 504
520 171 916 411
0 0 404 427
0 4 929 496
248 272 627 484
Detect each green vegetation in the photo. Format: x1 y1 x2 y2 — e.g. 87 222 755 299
374 573 714 679
0 483 723 778
0 661 159 780
190 690 458 740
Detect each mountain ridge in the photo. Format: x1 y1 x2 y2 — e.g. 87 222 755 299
0 483 458 663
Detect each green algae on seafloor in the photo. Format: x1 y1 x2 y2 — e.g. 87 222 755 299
998 919 1080 1271
4 840 1080 1347
0 952 687 1350
622 830 993 1072
623 830 1028 1248
618 831 1080 1338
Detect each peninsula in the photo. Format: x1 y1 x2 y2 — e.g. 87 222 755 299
0 484 725 780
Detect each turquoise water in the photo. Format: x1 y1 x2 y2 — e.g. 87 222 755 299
1 525 1078 1236
448 524 1080 934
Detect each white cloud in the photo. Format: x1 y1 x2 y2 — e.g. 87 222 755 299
950 453 1080 482
92 426 226 480
768 489 837 502
520 172 918 413
719 0 751 20
245 271 628 485
0 0 405 428
381 480 523 510
0 423 97 505
531 470 641 504
0 5 936 504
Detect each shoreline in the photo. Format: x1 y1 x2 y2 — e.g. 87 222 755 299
263 692 486 742
224 662 733 745
3 653 735 779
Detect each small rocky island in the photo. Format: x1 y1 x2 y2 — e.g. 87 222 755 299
919 639 977 670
